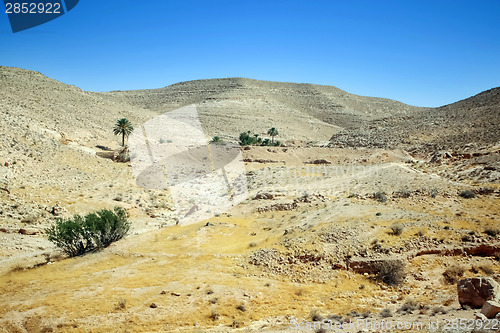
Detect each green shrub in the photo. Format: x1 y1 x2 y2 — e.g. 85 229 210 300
46 207 130 257
239 131 281 146
239 131 262 146
211 136 222 143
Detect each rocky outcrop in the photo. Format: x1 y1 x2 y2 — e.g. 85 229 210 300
457 277 500 309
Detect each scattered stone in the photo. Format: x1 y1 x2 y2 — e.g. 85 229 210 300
257 202 297 213
150 303 157 308
171 292 181 297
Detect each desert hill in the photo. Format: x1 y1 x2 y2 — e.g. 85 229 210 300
330 87 500 152
2 66 498 151
105 77 424 142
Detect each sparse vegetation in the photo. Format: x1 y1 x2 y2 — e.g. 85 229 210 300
115 298 127 310
380 308 392 318
432 306 448 315
373 192 387 203
310 310 324 322
46 207 130 257
443 265 465 284
211 136 222 143
374 260 406 286
479 264 494 275
484 228 500 237
459 190 476 199
398 299 419 314
209 310 220 320
113 118 134 146
393 188 413 198
390 223 404 236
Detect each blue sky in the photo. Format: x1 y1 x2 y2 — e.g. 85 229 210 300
1 0 499 107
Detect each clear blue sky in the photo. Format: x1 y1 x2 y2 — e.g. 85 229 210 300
1 0 499 107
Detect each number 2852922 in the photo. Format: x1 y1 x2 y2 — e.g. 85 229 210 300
5 2 62 14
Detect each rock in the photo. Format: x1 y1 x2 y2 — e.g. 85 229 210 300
253 192 278 200
481 300 500 319
430 151 452 163
171 292 181 296
50 205 64 216
150 303 157 308
114 147 130 163
304 159 331 165
18 228 39 235
0 178 10 194
457 277 500 309
475 313 488 320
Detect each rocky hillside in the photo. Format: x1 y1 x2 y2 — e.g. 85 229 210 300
330 88 500 152
105 77 423 142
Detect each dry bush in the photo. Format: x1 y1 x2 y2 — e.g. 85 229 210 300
443 265 465 284
310 310 324 322
373 192 388 203
459 190 476 199
374 260 406 286
294 288 306 296
398 299 419 314
393 188 413 198
484 228 500 237
209 310 220 320
380 308 392 318
432 306 448 315
115 298 127 310
390 223 404 236
479 264 495 275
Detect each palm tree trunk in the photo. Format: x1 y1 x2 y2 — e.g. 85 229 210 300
271 136 274 144
122 133 125 146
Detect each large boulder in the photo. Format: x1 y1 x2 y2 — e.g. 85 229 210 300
457 277 500 309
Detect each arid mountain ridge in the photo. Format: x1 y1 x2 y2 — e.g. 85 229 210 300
1 66 498 152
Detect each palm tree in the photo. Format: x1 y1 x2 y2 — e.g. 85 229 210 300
267 127 279 144
113 118 134 146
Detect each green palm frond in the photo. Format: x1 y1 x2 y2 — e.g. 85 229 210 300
113 118 134 146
